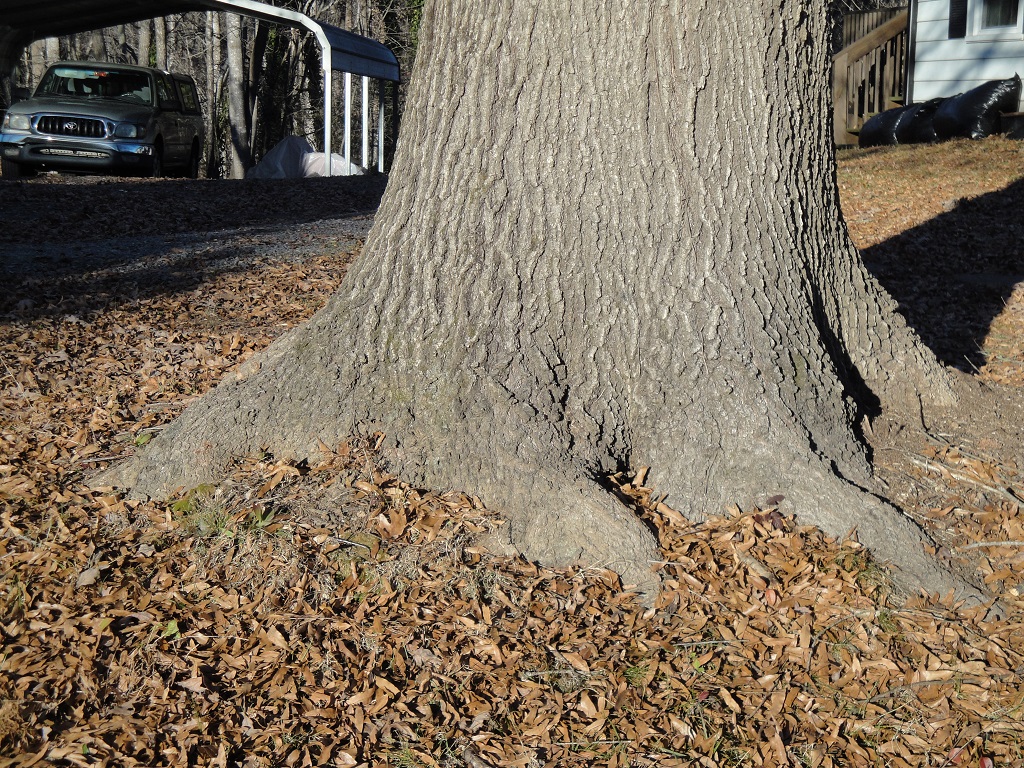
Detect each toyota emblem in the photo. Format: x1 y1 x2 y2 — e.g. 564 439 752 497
64 121 78 132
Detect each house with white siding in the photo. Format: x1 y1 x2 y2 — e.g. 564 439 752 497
833 1 1024 143
908 0 1024 106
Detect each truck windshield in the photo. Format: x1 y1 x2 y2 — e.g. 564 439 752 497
36 66 154 105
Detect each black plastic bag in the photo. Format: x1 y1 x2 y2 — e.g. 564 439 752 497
895 98 944 144
933 75 1021 140
858 105 912 147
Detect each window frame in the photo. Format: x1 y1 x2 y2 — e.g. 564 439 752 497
968 0 1024 41
175 80 199 115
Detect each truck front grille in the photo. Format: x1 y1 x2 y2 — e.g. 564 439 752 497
36 116 107 138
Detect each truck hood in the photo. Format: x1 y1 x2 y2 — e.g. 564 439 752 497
8 96 155 123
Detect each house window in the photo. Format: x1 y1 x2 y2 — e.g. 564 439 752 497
968 0 1024 39
983 0 1018 27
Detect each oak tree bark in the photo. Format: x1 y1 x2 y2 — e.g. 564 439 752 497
102 0 981 601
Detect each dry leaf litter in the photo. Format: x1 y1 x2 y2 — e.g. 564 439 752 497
1 145 1023 767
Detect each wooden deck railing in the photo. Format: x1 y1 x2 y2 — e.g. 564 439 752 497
840 8 907 49
833 10 909 145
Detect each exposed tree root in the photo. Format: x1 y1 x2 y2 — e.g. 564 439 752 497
95 358 991 613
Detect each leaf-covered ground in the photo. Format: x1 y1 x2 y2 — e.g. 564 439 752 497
2 142 1024 768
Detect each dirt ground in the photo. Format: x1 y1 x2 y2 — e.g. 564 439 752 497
837 138 1024 581
838 139 1024 379
1 142 1023 767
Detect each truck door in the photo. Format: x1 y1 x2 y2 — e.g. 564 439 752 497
156 73 184 164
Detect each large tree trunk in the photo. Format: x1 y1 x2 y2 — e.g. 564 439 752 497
101 0 980 601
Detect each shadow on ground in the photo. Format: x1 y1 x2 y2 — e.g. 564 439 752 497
0 174 386 245
860 178 1024 371
4 171 1021 372
0 174 384 318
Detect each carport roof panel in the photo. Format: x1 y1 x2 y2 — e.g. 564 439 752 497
0 0 400 81
1 1 207 37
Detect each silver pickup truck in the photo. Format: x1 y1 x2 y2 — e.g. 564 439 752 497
1 61 204 179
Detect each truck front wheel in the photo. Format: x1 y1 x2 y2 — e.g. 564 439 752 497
149 143 164 178
1 157 29 179
185 142 200 179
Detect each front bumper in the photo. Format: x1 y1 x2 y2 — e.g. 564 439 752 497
1 133 155 174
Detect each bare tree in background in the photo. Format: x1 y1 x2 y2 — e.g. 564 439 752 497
87 30 105 61
225 13 252 178
138 19 152 67
154 17 167 70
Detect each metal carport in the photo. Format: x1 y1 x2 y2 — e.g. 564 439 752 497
0 0 401 173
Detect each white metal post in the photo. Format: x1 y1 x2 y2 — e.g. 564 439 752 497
343 71 352 170
323 51 332 176
361 75 369 169
378 79 385 172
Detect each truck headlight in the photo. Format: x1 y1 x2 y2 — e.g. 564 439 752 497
2 113 31 131
114 123 144 138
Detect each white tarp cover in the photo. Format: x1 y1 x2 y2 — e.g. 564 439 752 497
247 136 366 179
301 152 366 177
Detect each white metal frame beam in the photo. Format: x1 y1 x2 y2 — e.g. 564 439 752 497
1 0 401 176
193 0 399 175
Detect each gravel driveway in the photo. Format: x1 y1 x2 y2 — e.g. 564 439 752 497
1 174 385 315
